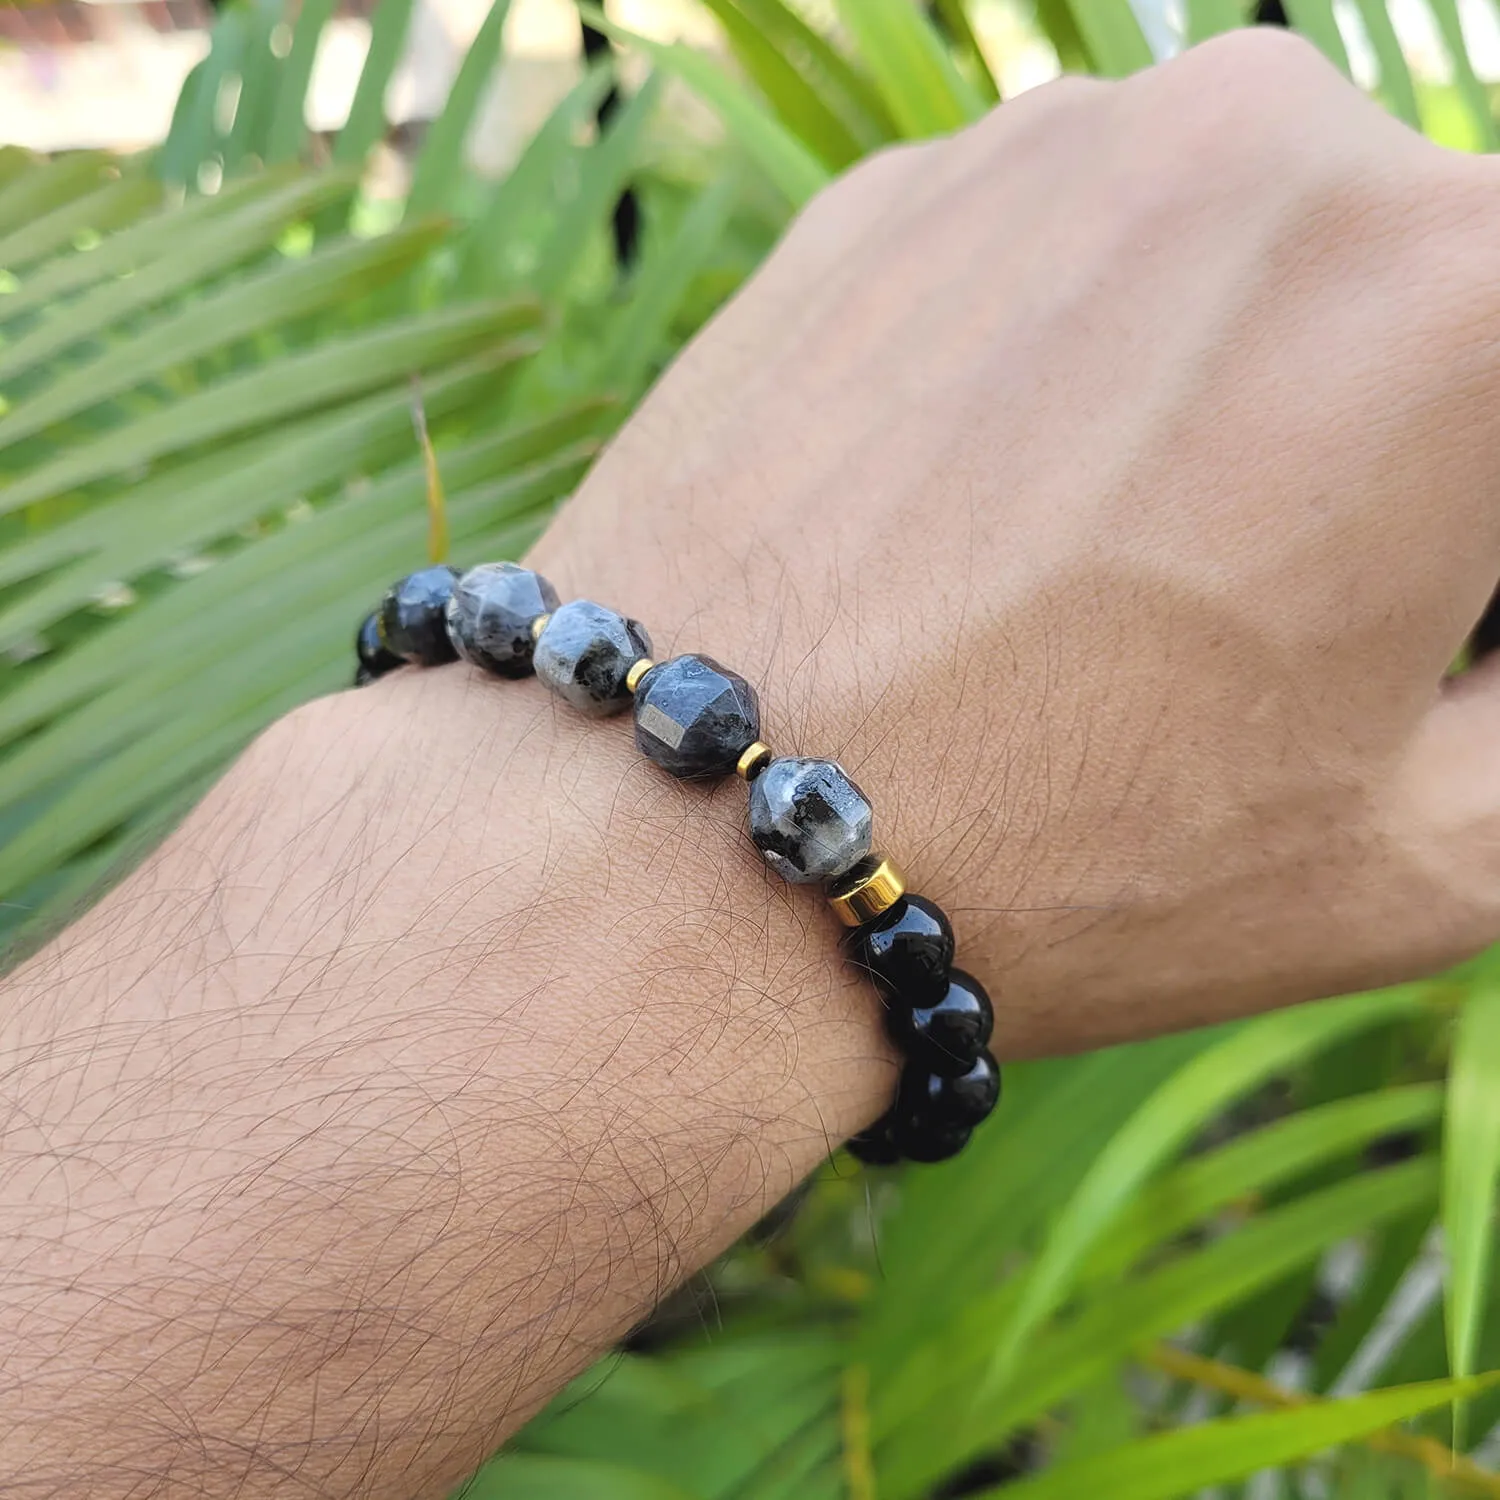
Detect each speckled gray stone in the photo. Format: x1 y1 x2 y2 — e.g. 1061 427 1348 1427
445 562 559 678
633 654 760 779
534 599 652 717
748 757 873 884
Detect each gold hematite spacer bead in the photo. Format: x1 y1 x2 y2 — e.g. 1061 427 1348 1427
827 854 907 928
735 741 772 781
530 613 551 641
624 658 656 693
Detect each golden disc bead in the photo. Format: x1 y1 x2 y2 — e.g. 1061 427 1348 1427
735 741 772 781
827 855 907 928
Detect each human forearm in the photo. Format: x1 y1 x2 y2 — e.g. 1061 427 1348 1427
1 666 889 1498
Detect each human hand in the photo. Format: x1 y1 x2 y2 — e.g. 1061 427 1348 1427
16 34 1500 1497
532 28 1500 1055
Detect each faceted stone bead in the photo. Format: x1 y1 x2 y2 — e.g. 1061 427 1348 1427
445 562 559 678
897 1051 1002 1133
356 612 403 678
534 599 652 717
633 654 761 778
747 757 873 884
848 894 955 1007
379 565 461 665
884 969 993 1078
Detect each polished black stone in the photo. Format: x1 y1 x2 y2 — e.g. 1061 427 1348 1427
747 757 873 884
848 894 955 1007
846 1118 901 1166
356 612 403 677
445 562 559 678
884 969 993 1077
379 565 461 665
354 663 376 687
892 1116 972 1164
534 599 652 717
633 654 761 778
897 1050 1001 1132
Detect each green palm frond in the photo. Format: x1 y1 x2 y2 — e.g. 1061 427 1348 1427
0 2 732 950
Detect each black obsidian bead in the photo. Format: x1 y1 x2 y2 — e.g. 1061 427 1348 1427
633 654 761 778
1472 586 1500 660
445 562 559 678
848 894 954 1007
534 599 652 716
357 612 403 679
846 1118 901 1166
892 1116 972 1164
897 1050 1002 1132
378 565 461 665
884 969 993 1077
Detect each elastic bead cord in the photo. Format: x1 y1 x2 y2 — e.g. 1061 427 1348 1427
353 561 1002 1164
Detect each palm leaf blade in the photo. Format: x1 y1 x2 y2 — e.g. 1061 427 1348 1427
980 1375 1500 1500
0 221 449 448
580 7 830 206
982 989 1432 1399
0 302 541 517
0 169 357 386
833 0 984 137
1444 981 1500 1397
334 0 417 167
405 0 512 221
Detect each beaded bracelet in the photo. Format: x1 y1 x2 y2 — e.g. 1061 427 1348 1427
355 561 1002 1164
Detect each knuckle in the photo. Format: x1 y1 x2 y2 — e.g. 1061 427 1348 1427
791 139 930 237
1140 27 1344 153
1002 71 1108 116
928 78 1116 205
833 139 932 200
1123 30 1401 208
1173 24 1337 94
954 74 1108 152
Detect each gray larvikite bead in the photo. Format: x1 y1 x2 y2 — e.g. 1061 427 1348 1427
444 562 559 678
534 599 652 716
748 757 873 884
634 654 760 779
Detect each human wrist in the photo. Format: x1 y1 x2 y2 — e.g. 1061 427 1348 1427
235 663 899 1173
361 542 1010 1161
1 665 898 1495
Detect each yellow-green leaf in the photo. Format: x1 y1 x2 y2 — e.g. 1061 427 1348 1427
833 0 985 137
981 990 1431 1403
580 6 830 206
978 1375 1500 1500
1060 0 1155 77
1444 981 1500 1397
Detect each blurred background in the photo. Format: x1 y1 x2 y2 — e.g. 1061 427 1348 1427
6 2 1500 1498
0 0 1052 158
10 0 1500 160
